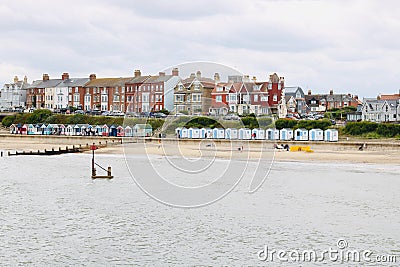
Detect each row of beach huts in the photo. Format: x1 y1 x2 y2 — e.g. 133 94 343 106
175 127 339 142
9 123 152 137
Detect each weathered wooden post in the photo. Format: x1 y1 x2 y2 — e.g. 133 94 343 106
90 143 97 177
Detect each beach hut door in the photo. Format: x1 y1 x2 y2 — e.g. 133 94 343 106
327 131 331 140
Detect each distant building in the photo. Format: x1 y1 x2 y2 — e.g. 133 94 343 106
305 90 361 112
27 74 63 109
362 98 399 123
209 73 285 116
174 71 215 115
284 86 306 114
83 76 132 112
0 76 29 109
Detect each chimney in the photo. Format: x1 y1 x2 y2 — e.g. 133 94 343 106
62 72 70 80
23 76 27 84
14 76 18 83
243 75 250 82
308 90 312 95
134 69 141 77
190 73 196 78
172 67 179 76
89 74 96 80
43 74 49 81
159 71 165 76
214 73 220 83
354 95 358 100
196 71 201 78
252 76 257 82
329 89 333 95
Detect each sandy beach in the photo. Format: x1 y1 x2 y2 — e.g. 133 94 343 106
1 134 398 165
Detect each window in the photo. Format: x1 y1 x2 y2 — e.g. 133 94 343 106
217 86 223 92
74 87 78 93
74 94 80 102
268 84 272 90
273 94 277 101
216 95 222 102
254 95 259 102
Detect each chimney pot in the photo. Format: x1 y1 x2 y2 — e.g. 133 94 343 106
196 71 201 78
134 69 141 77
172 68 179 76
330 89 334 95
62 72 70 80
89 74 96 80
308 90 312 95
13 76 18 83
43 74 49 81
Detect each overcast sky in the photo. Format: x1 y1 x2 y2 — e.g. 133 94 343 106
1 0 399 97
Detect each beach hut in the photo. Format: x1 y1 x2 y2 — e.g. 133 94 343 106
65 125 74 136
50 124 59 135
188 127 200 139
73 125 81 136
109 125 117 137
125 126 133 137
27 124 35 135
94 125 102 136
309 128 324 141
324 129 339 142
40 124 47 135
117 126 125 137
20 124 28 135
212 128 225 139
34 124 41 135
133 124 152 137
239 128 252 140
58 124 66 135
175 127 182 138
280 128 293 141
294 128 309 141
252 128 265 140
225 128 238 140
205 128 213 139
102 125 109 136
44 124 53 135
200 128 207 138
9 124 17 134
266 128 280 140
179 127 188 138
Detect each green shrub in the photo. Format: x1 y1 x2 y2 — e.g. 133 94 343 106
344 121 378 135
26 109 52 124
274 119 298 130
2 115 16 127
296 119 332 130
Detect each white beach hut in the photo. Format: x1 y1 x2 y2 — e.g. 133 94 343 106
266 128 280 140
280 128 293 141
212 128 225 139
65 125 74 136
309 128 324 141
294 128 309 141
239 128 252 140
125 126 133 137
324 129 339 142
180 128 188 138
58 124 66 135
188 127 200 139
225 128 238 140
252 128 265 140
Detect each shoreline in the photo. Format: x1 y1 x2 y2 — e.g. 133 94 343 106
1 134 399 165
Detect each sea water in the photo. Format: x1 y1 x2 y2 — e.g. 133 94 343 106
0 154 399 266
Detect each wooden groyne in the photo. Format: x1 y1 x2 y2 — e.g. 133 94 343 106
3 139 124 157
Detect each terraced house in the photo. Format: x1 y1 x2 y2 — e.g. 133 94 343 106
362 96 400 122
27 74 63 109
83 76 132 112
0 76 29 109
174 71 215 115
209 73 285 116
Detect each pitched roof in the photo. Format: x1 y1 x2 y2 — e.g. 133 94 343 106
379 94 400 100
84 77 133 87
57 78 90 87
